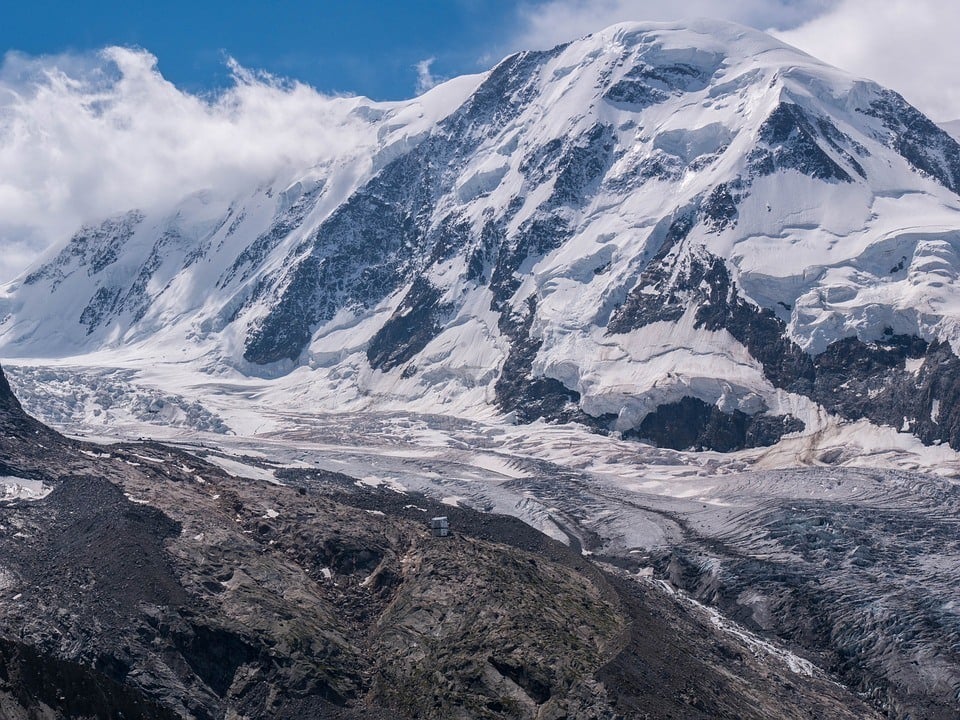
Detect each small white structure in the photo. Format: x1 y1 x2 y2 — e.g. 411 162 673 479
431 516 449 538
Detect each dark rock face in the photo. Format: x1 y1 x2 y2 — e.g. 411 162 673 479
426 213 474 265
783 335 960 450
366 277 453 372
607 211 697 332
809 334 927 422
700 182 740 231
692 253 817 392
626 151 684 184
219 182 324 289
79 286 123 334
494 295 586 425
0 364 23 415
604 61 713 109
861 88 960 195
631 61 715 93
629 396 804 452
816 115 869 177
605 77 670 108
521 138 566 185
546 124 618 208
23 211 144 290
607 241 960 452
0 364 48 441
906 341 960 446
748 102 861 183
465 217 506 285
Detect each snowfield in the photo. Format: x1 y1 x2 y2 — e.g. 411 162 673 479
0 476 52 503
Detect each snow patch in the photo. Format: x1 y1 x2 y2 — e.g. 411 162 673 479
204 455 279 484
0 567 16 592
905 357 925 374
0 476 51 502
355 476 407 493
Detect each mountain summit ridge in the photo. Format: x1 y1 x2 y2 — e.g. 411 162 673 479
5 19 960 454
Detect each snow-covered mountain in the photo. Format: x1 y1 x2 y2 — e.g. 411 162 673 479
5 18 960 454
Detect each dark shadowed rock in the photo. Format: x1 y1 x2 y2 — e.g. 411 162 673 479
748 102 858 183
861 89 960 195
0 364 22 415
629 396 804 451
367 277 453 372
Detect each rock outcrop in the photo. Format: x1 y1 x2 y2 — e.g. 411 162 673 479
0 371 882 719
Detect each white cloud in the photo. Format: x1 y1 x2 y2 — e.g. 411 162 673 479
415 57 440 95
512 0 833 51
0 47 373 282
776 0 960 122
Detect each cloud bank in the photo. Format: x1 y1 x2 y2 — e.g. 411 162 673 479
777 0 960 122
513 0 832 49
0 47 372 282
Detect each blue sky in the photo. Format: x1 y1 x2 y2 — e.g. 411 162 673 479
3 0 956 114
1 0 525 99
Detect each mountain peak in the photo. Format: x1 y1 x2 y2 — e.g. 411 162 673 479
576 17 824 72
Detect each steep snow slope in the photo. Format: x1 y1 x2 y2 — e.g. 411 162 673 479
5 19 960 454
941 118 960 143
